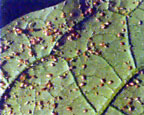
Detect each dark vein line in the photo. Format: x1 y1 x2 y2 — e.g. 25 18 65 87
128 0 144 15
125 16 137 68
32 89 36 115
100 55 123 82
66 61 97 113
110 105 129 115
101 69 144 115
138 7 144 11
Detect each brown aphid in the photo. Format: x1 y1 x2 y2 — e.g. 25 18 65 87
108 80 114 85
93 1 99 6
128 106 134 112
94 50 102 55
76 49 81 55
46 81 54 89
18 59 24 63
67 36 73 41
100 24 107 29
81 75 87 80
28 110 32 114
121 21 126 25
128 66 133 70
99 83 104 87
24 60 29 65
0 81 5 87
52 103 58 109
14 27 23 34
79 82 86 87
30 38 37 45
135 84 140 88
41 87 47 91
46 73 53 78
105 21 111 26
3 46 9 51
14 52 20 56
68 27 74 32
83 109 88 113
24 82 29 87
129 82 135 86
117 33 123 37
127 101 133 105
96 18 100 22
138 20 143 25
82 64 87 69
20 73 26 81
121 105 128 111
99 42 108 48
87 8 94 14
122 28 126 32
100 78 106 83
36 92 40 96
120 42 125 46
28 51 34 57
50 63 56 67
100 12 105 17
66 106 72 112
52 112 58 115
69 12 74 17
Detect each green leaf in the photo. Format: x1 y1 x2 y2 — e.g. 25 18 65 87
0 0 144 115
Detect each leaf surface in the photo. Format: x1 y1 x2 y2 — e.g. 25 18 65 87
0 0 144 115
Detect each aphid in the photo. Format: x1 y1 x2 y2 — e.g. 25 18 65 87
100 78 106 83
52 103 58 109
13 27 23 34
87 8 94 14
138 20 143 25
46 73 53 78
99 83 104 87
18 59 24 63
79 82 86 87
121 21 126 25
93 1 100 6
120 42 125 46
46 81 54 89
20 73 26 81
108 80 114 85
82 64 87 69
28 51 34 57
66 106 72 112
67 36 73 41
28 110 32 114
69 12 74 17
96 18 100 22
61 12 66 18
83 109 88 113
122 28 126 32
52 112 58 115
76 49 81 55
50 63 56 67
129 82 134 86
0 81 5 87
99 42 108 48
81 75 87 80
100 24 107 29
117 33 123 37
100 12 105 17
128 66 133 70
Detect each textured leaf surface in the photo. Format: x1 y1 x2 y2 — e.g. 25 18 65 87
0 0 144 115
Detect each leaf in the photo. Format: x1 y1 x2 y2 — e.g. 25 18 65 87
0 0 144 115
